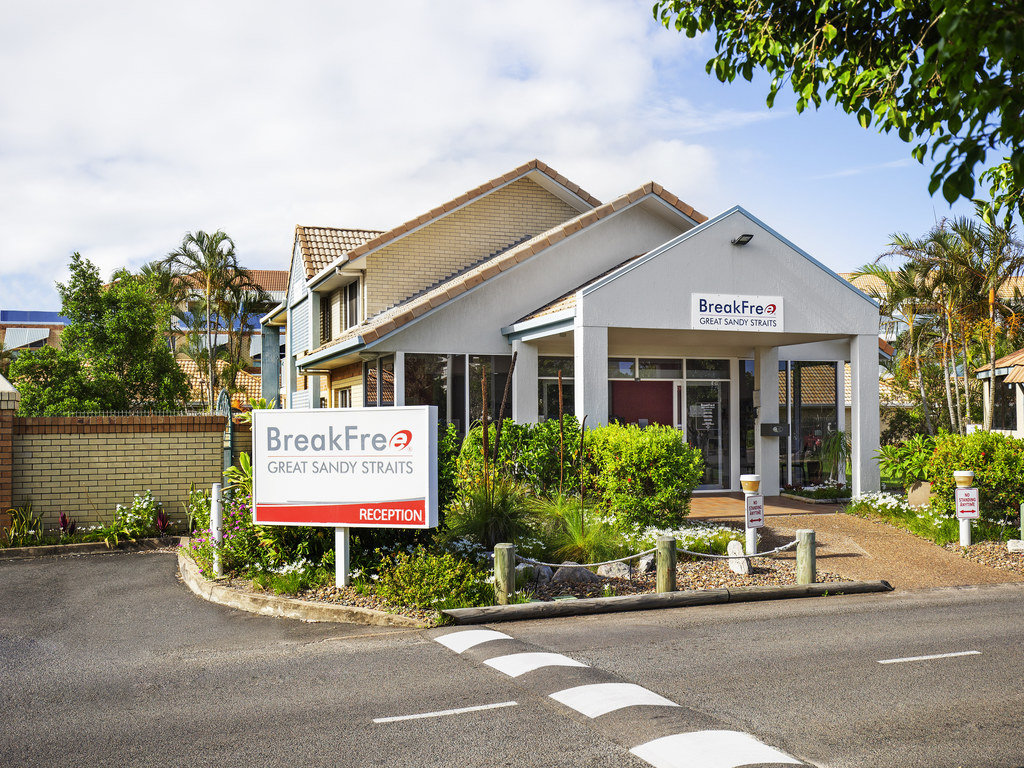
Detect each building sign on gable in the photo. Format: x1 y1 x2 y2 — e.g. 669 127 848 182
252 407 438 528
691 294 784 331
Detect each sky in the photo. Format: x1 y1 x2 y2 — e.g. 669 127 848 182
0 0 979 312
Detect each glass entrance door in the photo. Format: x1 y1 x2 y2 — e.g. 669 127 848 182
686 381 727 488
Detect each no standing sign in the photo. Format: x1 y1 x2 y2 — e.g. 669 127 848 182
252 406 438 528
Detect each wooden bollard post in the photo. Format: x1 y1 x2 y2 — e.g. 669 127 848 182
656 536 677 593
796 529 816 585
494 543 515 605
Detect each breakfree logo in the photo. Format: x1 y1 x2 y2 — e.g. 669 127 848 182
691 293 784 332
265 425 413 453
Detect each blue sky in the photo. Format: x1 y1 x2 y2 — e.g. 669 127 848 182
0 0 978 312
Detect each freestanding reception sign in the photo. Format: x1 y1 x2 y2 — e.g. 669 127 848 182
251 407 438 586
252 406 438 528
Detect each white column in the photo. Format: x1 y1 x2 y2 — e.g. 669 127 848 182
835 361 847 484
285 306 296 408
850 334 881 495
574 322 608 427
393 351 405 406
728 358 741 491
511 340 538 424
1015 383 1024 439
310 370 321 408
754 346 780 496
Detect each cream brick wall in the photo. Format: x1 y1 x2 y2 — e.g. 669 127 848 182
11 423 224 532
365 178 581 316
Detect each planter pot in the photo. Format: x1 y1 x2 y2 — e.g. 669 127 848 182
907 480 932 508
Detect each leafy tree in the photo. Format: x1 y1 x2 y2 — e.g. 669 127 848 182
0 340 13 378
10 253 188 415
655 1 1024 214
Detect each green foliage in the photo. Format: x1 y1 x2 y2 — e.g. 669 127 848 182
183 483 211 534
223 452 253 497
437 421 461 516
4 503 44 547
11 253 188 414
458 417 581 494
820 430 850 483
529 493 624 564
585 424 703 534
876 433 937 488
846 492 963 545
446 475 533 549
654 1 1024 216
99 490 163 546
374 546 494 611
925 431 1024 523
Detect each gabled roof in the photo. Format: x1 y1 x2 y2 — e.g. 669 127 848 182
298 182 705 364
307 160 605 285
976 348 1024 378
295 227 385 280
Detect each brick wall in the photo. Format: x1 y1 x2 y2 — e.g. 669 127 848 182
10 415 227 532
365 178 581 316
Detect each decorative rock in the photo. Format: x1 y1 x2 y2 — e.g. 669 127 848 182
727 540 751 575
515 562 553 585
597 561 632 579
637 554 656 574
552 561 603 584
1007 540 1024 553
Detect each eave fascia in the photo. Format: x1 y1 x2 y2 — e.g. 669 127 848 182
501 308 576 342
297 335 366 368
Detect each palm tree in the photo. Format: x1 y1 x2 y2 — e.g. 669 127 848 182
853 259 936 434
163 230 244 410
948 211 1024 429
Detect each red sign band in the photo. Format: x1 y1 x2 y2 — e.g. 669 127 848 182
254 500 428 527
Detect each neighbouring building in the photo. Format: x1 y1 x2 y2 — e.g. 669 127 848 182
261 160 882 495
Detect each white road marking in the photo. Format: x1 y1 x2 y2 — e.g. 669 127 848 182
434 629 511 653
373 700 518 723
549 682 678 718
484 652 588 677
629 730 803 768
878 650 981 665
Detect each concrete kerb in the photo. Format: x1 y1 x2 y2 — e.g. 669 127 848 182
175 549 428 628
0 537 183 560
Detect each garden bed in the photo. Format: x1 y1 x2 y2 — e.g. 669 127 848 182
205 552 850 626
948 540 1024 575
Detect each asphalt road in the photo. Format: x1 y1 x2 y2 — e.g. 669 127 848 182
2 551 1023 767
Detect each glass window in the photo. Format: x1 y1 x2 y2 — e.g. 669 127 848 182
608 357 635 379
380 356 394 407
686 359 730 380
639 358 683 379
792 362 838 486
994 380 1017 431
539 381 575 421
469 354 513 424
344 281 359 330
364 362 377 407
405 354 448 422
539 356 574 378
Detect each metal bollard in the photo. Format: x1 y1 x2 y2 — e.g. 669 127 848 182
796 529 816 585
656 536 677 593
211 482 223 578
494 543 515 605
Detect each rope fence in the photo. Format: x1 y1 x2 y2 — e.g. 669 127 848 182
514 538 798 569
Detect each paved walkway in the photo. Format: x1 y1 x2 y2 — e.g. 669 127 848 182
689 493 1024 591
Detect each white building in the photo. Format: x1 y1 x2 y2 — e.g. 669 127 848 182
262 161 881 495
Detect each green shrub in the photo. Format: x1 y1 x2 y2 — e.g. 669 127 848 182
876 433 936 488
4 503 44 547
585 424 703 534
529 492 625 563
925 431 1024 524
458 417 582 494
446 475 533 549
374 546 493 611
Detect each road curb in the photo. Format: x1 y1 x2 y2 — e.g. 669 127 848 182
176 550 428 628
441 580 894 624
0 537 182 560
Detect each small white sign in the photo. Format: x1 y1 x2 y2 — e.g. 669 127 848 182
745 493 765 529
955 487 980 520
691 293 784 332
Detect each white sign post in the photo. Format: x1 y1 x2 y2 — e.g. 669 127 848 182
252 406 438 587
955 487 979 547
740 474 762 555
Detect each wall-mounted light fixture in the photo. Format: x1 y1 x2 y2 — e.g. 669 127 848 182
731 233 754 246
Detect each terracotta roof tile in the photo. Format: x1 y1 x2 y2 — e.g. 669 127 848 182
295 226 384 279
